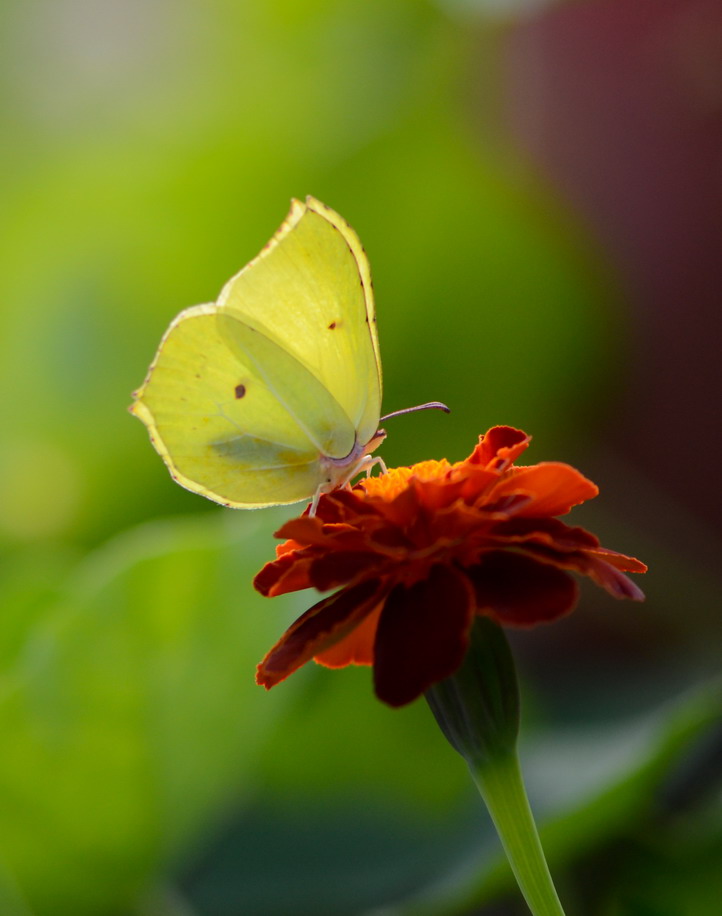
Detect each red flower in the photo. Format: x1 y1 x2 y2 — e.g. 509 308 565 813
254 427 647 707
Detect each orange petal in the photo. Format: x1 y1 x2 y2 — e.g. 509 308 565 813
588 548 648 574
314 603 383 668
456 467 500 504
256 579 383 689
253 548 316 597
467 426 530 469
491 463 598 517
373 481 423 527
276 515 336 546
276 538 303 558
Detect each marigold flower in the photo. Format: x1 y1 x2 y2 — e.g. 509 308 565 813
254 426 647 707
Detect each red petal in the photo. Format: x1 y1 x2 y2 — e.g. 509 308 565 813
491 517 600 552
581 555 646 600
275 515 327 543
515 545 646 601
278 514 377 557
314 603 383 668
467 551 579 626
309 550 387 591
588 548 648 574
253 548 316 597
491 463 598 517
318 488 377 522
373 564 476 707
428 498 494 544
256 579 383 689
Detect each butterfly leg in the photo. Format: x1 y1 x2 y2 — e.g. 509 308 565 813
309 485 323 517
311 452 388 516
365 456 387 477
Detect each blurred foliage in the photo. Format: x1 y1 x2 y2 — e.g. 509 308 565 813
381 681 722 915
0 0 613 549
0 1 719 914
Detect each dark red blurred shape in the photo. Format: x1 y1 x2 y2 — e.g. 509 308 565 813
505 0 722 526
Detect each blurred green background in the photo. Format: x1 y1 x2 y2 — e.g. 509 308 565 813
1 0 720 914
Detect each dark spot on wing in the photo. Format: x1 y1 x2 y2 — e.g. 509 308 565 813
234 384 247 399
328 320 341 330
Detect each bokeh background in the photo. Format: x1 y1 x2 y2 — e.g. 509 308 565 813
1 0 720 914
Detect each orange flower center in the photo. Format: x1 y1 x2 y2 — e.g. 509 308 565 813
358 459 452 499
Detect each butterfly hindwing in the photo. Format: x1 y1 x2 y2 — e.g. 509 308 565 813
132 306 329 507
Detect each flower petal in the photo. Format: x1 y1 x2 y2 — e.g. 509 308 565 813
491 517 600 551
314 603 383 668
588 548 648 574
277 515 371 551
253 548 316 597
276 538 303 558
256 579 383 689
254 431 648 704
274 514 327 544
467 426 530 469
309 550 388 591
491 462 598 516
467 551 579 626
373 564 476 707
580 555 646 601
516 546 647 601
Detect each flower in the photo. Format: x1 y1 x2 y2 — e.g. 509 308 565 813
254 426 647 707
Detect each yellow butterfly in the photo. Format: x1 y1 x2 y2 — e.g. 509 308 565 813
131 197 446 513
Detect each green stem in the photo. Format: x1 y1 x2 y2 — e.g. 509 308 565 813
472 750 566 916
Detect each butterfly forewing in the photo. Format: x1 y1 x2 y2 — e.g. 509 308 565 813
217 197 381 449
216 312 356 459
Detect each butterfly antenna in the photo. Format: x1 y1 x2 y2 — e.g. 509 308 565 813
380 401 450 422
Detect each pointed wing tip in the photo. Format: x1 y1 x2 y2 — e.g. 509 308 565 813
128 397 149 421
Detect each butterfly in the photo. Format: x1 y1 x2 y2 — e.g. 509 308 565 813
131 196 447 513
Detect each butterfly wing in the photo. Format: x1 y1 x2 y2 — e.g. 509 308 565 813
216 311 355 453
131 305 326 508
217 196 382 449
131 197 382 508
